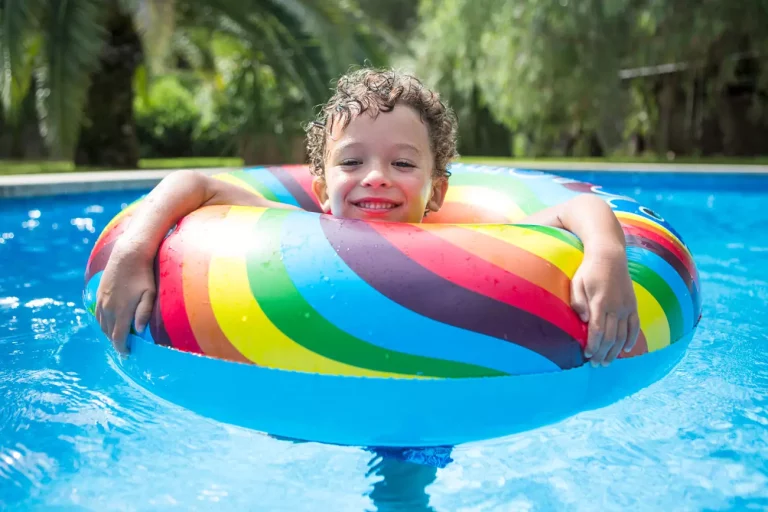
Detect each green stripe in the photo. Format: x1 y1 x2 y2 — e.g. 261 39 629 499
628 261 684 342
522 225 584 251
450 172 548 214
229 169 279 202
246 209 505 378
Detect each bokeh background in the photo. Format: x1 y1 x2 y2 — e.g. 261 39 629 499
1 0 767 173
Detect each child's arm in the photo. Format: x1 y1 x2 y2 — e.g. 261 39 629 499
95 170 298 353
520 194 640 366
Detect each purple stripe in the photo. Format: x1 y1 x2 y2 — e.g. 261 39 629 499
319 217 584 370
625 234 701 316
149 257 172 347
268 166 322 213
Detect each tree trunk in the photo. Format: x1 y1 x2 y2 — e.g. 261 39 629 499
75 1 142 168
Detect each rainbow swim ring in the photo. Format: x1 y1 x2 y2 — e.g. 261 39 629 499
83 164 701 447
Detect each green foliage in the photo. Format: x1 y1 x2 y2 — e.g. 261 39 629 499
1 0 107 159
410 0 768 157
43 0 107 159
0 0 46 123
134 75 237 158
1 0 394 163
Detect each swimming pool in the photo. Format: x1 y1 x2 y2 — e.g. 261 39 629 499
1 171 767 511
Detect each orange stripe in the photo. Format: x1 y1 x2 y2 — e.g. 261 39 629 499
180 207 249 363
426 226 572 305
620 329 649 358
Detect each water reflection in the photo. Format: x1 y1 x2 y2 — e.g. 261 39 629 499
366 446 452 511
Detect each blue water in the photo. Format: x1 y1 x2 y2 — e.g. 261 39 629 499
1 172 767 511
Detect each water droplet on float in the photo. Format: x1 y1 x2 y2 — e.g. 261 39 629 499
241 316 248 322
304 312 310 319
322 276 330 282
330 295 335 300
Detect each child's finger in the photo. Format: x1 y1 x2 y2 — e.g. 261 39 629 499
95 304 105 335
585 312 604 359
570 279 590 323
111 309 134 354
134 289 156 334
605 316 628 363
625 313 640 353
592 313 618 365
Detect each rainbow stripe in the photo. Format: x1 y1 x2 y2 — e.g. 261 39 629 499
83 164 702 378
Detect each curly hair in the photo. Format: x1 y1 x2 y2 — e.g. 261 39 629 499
305 68 458 179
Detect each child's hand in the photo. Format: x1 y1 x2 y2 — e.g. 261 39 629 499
95 241 157 355
570 246 640 366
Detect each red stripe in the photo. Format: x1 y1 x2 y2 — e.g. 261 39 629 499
156 217 203 354
90 202 142 259
87 216 131 271
622 224 695 277
427 225 572 304
368 222 587 345
618 216 689 257
619 216 697 282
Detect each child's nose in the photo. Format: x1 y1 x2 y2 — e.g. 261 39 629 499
361 166 391 187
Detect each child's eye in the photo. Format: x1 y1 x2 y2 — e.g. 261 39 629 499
340 159 361 166
393 160 415 169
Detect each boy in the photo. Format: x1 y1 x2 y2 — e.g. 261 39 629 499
96 68 639 367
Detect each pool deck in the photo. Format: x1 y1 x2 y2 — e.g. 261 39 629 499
1 162 767 198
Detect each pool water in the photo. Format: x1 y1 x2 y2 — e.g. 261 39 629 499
1 172 767 511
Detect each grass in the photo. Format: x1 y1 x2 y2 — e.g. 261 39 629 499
2 155 768 176
138 157 244 170
0 157 244 176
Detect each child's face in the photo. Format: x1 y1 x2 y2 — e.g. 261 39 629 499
311 104 448 223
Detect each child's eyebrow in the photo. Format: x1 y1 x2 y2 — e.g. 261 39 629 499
394 143 422 155
331 141 363 155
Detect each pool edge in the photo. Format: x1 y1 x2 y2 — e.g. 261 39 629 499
1 163 767 198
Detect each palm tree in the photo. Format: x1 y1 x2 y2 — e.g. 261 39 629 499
0 0 394 167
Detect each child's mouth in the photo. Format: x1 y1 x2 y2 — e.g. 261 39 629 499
352 200 401 212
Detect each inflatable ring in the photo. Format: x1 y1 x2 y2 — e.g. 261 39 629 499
83 163 701 447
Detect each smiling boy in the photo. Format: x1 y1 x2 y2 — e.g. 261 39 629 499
96 67 639 366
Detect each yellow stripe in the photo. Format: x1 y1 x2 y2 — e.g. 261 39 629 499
207 207 401 377
616 212 693 260
446 186 527 221
459 224 585 278
633 282 670 352
212 173 264 197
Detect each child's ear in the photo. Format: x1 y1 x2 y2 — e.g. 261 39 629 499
426 177 449 213
311 176 332 213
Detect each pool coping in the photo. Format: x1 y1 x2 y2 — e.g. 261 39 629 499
1 162 767 198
